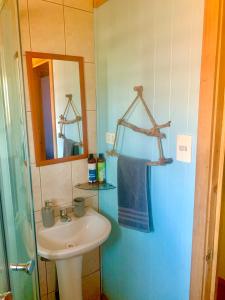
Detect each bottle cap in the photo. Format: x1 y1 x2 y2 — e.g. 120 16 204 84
99 153 104 159
88 153 94 159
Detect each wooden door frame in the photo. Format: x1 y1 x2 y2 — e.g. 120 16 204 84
190 0 225 299
48 60 58 158
93 0 108 8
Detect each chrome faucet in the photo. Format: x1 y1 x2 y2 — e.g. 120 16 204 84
59 208 72 222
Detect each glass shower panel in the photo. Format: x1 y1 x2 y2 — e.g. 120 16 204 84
0 0 39 299
0 195 9 294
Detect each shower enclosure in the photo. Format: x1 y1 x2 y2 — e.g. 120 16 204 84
0 0 39 299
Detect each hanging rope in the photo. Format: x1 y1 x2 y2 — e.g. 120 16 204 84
107 86 173 166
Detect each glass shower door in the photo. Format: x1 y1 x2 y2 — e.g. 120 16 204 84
0 197 9 296
0 0 39 299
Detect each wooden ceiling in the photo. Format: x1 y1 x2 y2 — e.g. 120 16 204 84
94 0 108 8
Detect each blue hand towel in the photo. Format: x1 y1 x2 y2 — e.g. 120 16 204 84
63 138 80 157
63 138 75 157
117 155 153 233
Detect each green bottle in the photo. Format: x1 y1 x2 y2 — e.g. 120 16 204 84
97 153 106 183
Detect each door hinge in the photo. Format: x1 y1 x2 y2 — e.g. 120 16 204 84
205 250 213 263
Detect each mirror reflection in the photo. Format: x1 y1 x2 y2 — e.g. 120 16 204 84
27 53 88 166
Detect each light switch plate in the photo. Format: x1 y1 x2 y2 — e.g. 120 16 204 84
176 135 192 163
106 132 115 145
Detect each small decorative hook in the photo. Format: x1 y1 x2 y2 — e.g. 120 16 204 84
66 94 73 102
133 85 143 97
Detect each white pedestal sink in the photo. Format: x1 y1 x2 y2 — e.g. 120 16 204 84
37 208 111 300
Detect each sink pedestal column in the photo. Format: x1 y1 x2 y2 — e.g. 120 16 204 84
56 256 83 300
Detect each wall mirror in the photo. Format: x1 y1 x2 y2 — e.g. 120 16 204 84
26 52 88 166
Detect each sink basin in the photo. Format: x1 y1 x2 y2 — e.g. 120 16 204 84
37 208 111 260
36 208 111 300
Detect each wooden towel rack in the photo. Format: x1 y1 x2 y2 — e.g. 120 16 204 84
107 86 173 166
58 94 83 146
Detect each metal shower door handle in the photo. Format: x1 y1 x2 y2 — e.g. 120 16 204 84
9 259 35 275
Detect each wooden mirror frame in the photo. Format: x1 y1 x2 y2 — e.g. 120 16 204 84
26 51 88 166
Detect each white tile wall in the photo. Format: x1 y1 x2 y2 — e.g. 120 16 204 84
28 0 65 54
64 7 94 61
18 0 99 298
84 63 97 111
87 111 97 153
35 210 42 223
19 0 31 52
26 112 35 164
31 166 42 211
72 159 88 185
73 187 97 201
85 195 99 211
40 162 73 206
22 56 31 111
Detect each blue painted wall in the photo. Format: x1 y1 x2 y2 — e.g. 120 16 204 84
95 0 204 299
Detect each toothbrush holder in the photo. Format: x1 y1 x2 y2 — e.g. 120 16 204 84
73 197 85 217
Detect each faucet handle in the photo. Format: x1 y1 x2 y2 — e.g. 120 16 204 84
59 207 71 222
60 207 67 216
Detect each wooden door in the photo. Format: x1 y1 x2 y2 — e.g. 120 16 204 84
190 0 225 299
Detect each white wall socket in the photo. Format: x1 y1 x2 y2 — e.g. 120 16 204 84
176 135 192 163
106 132 115 145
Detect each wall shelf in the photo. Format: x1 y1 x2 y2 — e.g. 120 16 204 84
75 182 116 191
